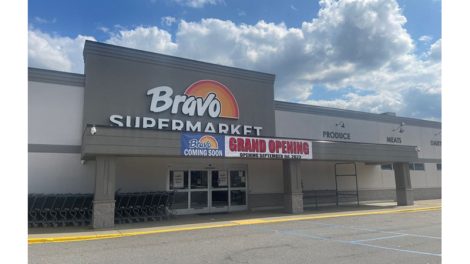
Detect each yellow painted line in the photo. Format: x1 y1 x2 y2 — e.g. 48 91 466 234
29 205 440 245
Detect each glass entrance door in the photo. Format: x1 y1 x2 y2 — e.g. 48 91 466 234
210 170 229 212
229 170 247 211
169 167 247 215
190 170 208 210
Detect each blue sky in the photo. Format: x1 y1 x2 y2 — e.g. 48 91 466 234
28 0 442 120
29 0 441 53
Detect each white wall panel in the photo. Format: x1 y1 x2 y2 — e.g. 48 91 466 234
116 157 168 192
301 161 336 190
356 163 384 190
28 81 84 145
381 170 397 189
410 170 428 188
28 153 94 193
244 160 283 194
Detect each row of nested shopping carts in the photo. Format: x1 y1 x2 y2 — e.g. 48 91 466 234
28 191 175 227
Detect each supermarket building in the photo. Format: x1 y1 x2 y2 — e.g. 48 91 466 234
28 41 441 228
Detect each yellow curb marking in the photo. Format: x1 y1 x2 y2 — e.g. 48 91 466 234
29 205 441 245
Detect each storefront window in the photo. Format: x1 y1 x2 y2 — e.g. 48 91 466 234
169 171 188 190
231 190 246 206
172 192 189 209
191 192 208 209
409 163 425 171
230 170 246 188
414 163 425 171
212 191 228 207
381 164 393 170
191 171 208 189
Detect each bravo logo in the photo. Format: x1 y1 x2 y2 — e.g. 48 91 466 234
183 134 224 157
147 80 239 119
189 135 219 149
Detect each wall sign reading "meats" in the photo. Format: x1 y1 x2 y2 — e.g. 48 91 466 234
225 136 312 160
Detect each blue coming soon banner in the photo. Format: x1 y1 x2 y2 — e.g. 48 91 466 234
181 133 225 157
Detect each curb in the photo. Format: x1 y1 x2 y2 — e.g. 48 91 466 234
29 205 441 244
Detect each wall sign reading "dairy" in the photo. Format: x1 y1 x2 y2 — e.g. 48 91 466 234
109 80 263 136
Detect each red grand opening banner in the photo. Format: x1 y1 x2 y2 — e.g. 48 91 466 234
224 135 313 160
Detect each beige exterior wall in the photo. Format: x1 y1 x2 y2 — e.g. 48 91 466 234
114 157 284 195
300 161 441 192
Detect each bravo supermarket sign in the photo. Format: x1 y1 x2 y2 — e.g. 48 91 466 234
110 80 263 136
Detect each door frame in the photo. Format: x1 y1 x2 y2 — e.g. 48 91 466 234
167 164 248 215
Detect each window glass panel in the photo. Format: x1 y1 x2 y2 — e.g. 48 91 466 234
409 163 415 170
211 190 228 207
437 163 442 171
211 171 228 188
172 192 189 209
230 170 246 188
414 163 425 171
191 171 208 189
381 164 393 170
169 171 188 190
190 191 208 209
231 190 246 206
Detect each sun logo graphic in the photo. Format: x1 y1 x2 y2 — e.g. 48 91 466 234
147 80 239 119
189 135 219 149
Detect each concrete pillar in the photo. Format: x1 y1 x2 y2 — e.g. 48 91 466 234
393 162 414 206
283 159 303 213
92 156 116 228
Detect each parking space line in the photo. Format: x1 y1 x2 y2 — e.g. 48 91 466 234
353 242 441 257
306 222 442 240
271 229 441 257
350 234 408 243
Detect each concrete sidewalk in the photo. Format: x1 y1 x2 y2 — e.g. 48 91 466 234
29 199 441 244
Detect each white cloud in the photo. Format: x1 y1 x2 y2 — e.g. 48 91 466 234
106 26 177 54
419 35 433 43
427 39 441 61
33 16 56 24
302 90 403 114
171 0 223 8
28 28 95 72
161 16 177 26
27 0 441 120
97 26 109 33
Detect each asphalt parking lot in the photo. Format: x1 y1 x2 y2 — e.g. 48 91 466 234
29 209 441 264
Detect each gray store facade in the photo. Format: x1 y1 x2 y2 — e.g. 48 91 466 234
29 41 441 228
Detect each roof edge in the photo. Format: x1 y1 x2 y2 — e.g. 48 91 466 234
28 67 85 87
274 100 441 128
83 40 276 83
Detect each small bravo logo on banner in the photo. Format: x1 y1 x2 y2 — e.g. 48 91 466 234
225 135 312 160
181 133 224 157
